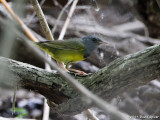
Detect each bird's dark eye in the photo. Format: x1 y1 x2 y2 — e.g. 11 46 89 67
93 38 97 41
92 38 98 43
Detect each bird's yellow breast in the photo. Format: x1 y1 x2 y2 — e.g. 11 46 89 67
45 48 85 64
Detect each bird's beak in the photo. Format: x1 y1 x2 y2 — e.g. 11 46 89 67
99 40 108 45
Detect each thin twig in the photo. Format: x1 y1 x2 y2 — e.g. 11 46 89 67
30 0 53 41
52 0 63 9
12 86 17 113
51 0 73 35
26 0 46 25
58 0 79 40
0 0 39 42
42 98 50 120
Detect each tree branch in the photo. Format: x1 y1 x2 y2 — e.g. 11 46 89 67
0 42 160 115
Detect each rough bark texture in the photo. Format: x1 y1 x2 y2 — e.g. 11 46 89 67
0 42 160 115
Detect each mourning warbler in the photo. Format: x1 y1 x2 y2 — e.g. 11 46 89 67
36 36 106 69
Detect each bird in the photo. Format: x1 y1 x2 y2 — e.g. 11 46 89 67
36 36 107 73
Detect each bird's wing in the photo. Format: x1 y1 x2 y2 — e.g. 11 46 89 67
36 39 84 51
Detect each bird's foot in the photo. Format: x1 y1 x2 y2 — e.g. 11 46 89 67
57 61 88 76
57 61 70 72
69 69 88 76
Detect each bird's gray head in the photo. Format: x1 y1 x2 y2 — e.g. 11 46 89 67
81 36 105 58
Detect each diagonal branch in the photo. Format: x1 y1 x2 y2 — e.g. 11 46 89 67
0 41 160 115
30 0 54 41
58 0 79 40
0 0 39 42
52 0 73 34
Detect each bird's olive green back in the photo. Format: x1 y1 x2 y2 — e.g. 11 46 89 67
36 38 84 51
35 38 85 64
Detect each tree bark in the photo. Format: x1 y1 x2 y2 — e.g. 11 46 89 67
0 42 160 115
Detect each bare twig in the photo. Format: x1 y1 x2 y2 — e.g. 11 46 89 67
52 0 63 9
30 0 53 41
26 0 46 25
52 0 73 35
12 86 17 113
0 0 39 42
58 0 79 40
43 98 50 120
